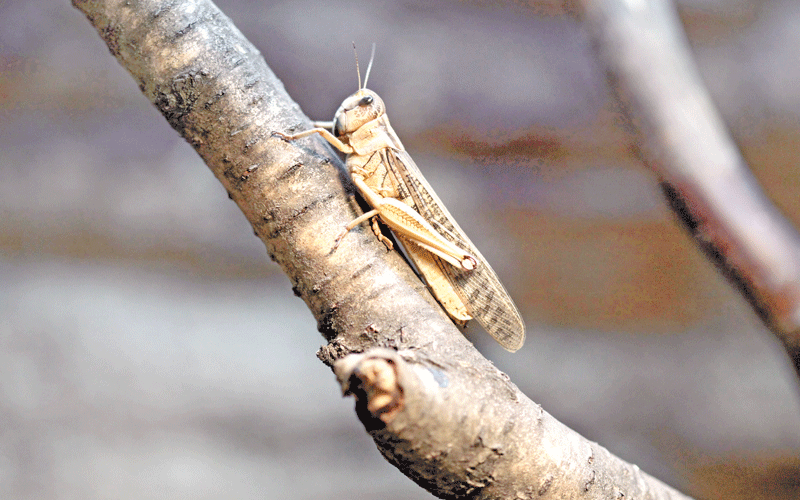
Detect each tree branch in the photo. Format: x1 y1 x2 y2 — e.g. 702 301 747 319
334 348 692 499
576 0 800 377
73 0 692 497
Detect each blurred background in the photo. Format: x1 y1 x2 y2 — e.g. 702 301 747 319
2 0 800 498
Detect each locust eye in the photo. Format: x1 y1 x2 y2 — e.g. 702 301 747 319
359 95 374 106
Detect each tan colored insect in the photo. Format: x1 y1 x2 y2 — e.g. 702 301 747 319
273 45 525 352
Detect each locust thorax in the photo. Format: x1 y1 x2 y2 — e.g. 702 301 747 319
332 89 386 138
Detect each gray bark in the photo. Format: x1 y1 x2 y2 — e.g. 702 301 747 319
72 0 692 498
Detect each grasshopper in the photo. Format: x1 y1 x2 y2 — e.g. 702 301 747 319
273 45 525 352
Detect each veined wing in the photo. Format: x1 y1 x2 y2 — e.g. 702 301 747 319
383 148 525 351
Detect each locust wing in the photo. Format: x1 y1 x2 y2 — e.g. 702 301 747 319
383 148 525 351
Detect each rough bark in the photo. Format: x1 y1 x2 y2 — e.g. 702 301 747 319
576 0 800 377
72 0 692 498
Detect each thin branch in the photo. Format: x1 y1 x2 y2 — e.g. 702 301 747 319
73 0 692 498
576 0 800 376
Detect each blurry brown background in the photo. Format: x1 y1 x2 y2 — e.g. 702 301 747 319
2 0 799 498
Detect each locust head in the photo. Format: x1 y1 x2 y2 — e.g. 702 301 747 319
332 89 385 137
332 43 384 138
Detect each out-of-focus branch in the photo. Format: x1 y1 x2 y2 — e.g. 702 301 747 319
73 0 693 497
577 0 800 376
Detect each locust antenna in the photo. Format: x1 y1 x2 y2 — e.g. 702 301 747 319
352 42 362 90
363 43 376 89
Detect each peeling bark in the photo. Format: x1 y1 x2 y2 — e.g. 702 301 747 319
72 0 693 498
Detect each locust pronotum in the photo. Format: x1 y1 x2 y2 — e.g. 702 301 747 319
273 45 525 352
